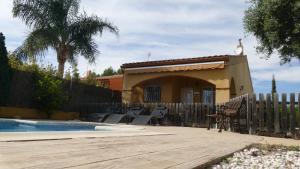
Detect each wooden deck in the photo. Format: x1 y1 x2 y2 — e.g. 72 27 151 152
4 126 298 169
1 126 299 169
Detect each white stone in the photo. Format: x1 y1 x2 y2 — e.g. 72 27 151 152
213 147 300 169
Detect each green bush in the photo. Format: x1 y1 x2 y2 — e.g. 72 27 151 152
34 71 67 117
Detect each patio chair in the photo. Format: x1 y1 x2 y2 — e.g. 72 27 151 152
207 97 246 132
207 105 227 132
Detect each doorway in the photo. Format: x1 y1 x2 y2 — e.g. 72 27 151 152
181 88 194 103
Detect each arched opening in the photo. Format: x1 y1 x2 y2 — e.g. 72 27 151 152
230 78 237 99
131 76 216 103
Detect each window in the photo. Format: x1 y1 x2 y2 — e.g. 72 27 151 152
144 86 161 102
202 87 214 104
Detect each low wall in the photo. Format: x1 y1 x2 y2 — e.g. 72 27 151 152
0 107 79 120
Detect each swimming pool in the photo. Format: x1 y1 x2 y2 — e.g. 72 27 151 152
0 119 109 132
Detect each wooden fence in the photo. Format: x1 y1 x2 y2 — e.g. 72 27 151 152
78 93 300 138
246 93 300 137
140 103 214 127
79 102 214 127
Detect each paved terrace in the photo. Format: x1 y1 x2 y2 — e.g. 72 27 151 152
0 126 299 169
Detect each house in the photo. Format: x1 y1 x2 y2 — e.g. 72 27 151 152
121 54 253 104
96 75 123 92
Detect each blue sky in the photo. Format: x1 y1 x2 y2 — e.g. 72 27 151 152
0 0 299 94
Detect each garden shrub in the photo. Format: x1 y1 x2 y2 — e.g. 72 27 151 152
34 71 68 117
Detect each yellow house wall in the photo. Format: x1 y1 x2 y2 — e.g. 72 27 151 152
227 55 254 98
123 68 230 103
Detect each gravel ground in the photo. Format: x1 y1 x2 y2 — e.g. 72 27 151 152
212 145 300 169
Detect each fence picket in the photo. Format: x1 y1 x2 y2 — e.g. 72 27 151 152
252 94 257 133
282 93 287 134
246 94 251 133
194 103 198 126
290 93 296 134
205 104 209 126
274 93 280 133
266 94 272 132
259 94 265 131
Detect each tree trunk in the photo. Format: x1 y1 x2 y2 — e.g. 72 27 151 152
58 59 66 78
57 45 69 78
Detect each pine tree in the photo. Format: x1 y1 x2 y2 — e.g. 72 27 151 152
271 74 277 100
0 33 11 105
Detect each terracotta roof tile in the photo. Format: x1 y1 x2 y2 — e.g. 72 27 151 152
121 55 232 69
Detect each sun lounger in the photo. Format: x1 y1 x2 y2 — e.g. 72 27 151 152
151 106 168 119
131 106 168 125
104 106 144 124
104 114 127 123
87 106 121 122
87 113 110 122
131 115 156 125
127 106 145 118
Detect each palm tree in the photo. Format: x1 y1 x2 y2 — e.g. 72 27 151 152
13 0 118 77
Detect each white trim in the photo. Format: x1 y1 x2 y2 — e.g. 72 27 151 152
124 61 225 71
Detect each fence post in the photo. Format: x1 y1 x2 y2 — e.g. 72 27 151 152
246 94 251 133
266 93 272 132
290 93 296 135
252 94 257 133
274 93 280 133
282 93 287 134
259 94 265 131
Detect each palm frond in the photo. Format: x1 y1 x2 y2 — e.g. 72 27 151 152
13 0 51 28
69 13 118 43
20 28 59 59
67 13 118 62
65 0 80 21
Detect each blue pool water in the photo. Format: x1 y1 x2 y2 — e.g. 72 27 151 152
0 119 107 132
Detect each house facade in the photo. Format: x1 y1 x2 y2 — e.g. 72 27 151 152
121 54 253 104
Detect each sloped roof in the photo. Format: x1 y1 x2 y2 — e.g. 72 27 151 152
95 74 123 80
121 55 232 69
125 62 225 74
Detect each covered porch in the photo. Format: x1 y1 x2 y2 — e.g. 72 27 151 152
131 76 216 104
